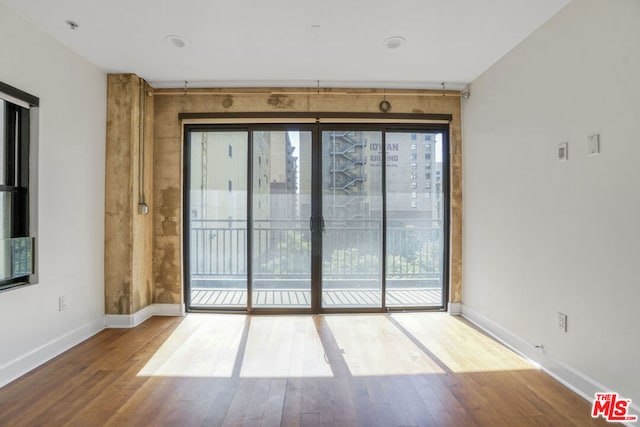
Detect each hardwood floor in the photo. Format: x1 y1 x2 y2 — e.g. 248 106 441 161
0 313 615 427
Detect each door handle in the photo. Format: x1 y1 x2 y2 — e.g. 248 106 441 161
310 216 325 233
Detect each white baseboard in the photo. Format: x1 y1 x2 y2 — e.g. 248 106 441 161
153 303 185 317
1 304 186 388
447 302 462 315
461 304 639 426
105 303 185 328
461 305 543 363
0 317 105 388
105 304 154 328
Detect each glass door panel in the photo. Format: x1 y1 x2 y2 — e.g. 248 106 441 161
185 125 448 313
321 131 383 308
385 132 445 307
252 131 312 308
188 131 248 308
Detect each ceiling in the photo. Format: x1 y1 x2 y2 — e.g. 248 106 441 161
1 0 570 90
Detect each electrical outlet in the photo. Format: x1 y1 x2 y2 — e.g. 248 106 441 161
59 295 69 311
557 312 567 332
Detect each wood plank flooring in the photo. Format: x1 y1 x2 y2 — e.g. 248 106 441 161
0 313 615 427
190 288 442 308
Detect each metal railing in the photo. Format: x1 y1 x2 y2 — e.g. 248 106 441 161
190 219 443 282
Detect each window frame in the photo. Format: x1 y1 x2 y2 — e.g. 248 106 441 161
0 82 39 292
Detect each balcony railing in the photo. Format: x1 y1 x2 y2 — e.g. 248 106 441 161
189 219 443 289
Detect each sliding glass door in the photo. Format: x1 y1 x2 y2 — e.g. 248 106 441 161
385 132 446 307
321 131 383 308
251 131 312 308
188 131 249 309
184 124 448 312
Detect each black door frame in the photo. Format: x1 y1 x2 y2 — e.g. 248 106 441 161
183 120 450 314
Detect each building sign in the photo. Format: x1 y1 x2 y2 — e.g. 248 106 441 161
369 143 399 167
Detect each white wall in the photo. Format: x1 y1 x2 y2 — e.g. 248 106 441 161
462 0 640 408
0 4 106 386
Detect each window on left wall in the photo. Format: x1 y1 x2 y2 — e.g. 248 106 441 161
0 82 38 291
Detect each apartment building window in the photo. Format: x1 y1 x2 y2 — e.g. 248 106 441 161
409 172 417 180
228 180 232 191
0 82 38 291
410 182 417 189
410 143 417 150
410 163 417 171
425 153 431 160
228 145 233 158
410 152 417 160
424 144 431 150
425 172 431 180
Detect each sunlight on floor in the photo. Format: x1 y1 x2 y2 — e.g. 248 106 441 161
325 315 445 376
392 313 535 373
138 314 245 377
239 316 333 378
137 312 534 379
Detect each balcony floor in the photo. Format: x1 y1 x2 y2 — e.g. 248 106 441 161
191 287 443 308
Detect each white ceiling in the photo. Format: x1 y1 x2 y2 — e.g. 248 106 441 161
1 0 570 90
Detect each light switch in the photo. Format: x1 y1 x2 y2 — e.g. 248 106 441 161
587 134 600 156
557 142 568 161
